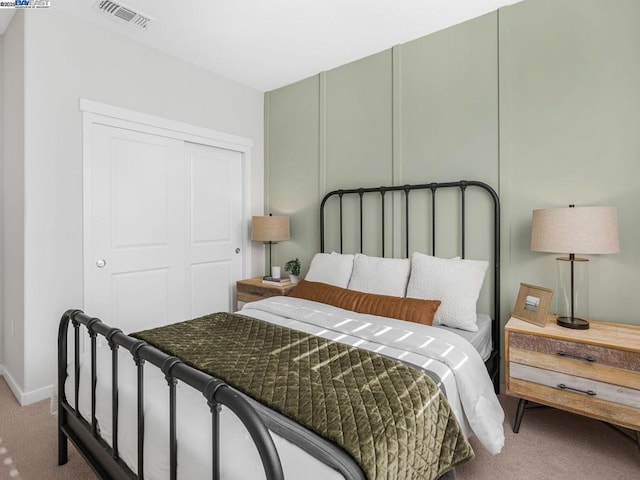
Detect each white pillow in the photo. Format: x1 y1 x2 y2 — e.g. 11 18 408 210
305 252 355 288
347 254 411 297
406 252 488 332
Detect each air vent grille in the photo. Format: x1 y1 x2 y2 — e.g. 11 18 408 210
95 0 154 30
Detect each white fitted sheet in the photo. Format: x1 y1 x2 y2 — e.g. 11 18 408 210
435 313 493 361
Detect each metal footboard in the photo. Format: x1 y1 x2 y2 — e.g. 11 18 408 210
57 309 284 480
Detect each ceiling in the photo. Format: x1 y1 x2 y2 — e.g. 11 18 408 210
0 0 522 92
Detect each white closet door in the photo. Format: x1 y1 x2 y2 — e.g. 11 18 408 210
85 124 243 334
185 142 243 318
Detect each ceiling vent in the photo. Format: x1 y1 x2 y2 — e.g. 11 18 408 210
95 1 154 30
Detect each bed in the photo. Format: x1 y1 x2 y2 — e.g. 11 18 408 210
58 180 504 480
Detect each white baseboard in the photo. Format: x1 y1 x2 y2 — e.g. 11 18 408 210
1 367 23 403
0 366 53 406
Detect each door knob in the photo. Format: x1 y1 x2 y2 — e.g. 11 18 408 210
96 259 107 268
235 248 241 254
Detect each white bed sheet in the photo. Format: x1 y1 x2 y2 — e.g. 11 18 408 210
67 297 504 480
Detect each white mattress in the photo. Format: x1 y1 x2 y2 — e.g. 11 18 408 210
66 298 504 479
435 313 493 361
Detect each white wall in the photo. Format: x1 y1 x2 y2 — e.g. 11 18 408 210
2 11 25 393
4 8 264 402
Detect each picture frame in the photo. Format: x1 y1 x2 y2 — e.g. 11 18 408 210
512 283 553 327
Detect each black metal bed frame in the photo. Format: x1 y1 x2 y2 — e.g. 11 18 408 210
57 309 284 480
57 180 499 480
320 180 501 392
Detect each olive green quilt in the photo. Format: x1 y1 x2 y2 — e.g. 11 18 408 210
132 312 473 480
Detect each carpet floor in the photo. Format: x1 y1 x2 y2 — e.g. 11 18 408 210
0 377 95 480
457 394 640 479
0 376 638 479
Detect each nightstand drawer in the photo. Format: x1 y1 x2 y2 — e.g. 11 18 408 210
510 331 640 372
237 291 268 304
508 346 640 390
510 363 640 409
237 283 292 299
508 377 640 430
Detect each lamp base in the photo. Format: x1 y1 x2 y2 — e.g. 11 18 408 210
556 316 590 330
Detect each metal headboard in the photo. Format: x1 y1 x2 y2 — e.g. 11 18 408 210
319 180 501 392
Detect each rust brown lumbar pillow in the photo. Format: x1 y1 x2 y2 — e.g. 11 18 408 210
290 280 441 326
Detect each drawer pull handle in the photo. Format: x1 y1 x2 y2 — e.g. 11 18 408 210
557 351 596 362
557 383 596 396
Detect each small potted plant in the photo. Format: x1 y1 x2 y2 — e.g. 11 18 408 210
284 258 301 284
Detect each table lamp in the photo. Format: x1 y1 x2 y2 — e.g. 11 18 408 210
531 205 619 330
251 214 290 278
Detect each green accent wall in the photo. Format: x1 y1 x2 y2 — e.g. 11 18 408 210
266 0 640 331
265 76 320 277
499 0 640 327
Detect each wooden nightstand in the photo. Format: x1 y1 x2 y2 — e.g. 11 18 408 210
505 315 640 448
236 277 297 310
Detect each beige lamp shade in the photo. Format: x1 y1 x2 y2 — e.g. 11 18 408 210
531 206 620 254
251 215 290 243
